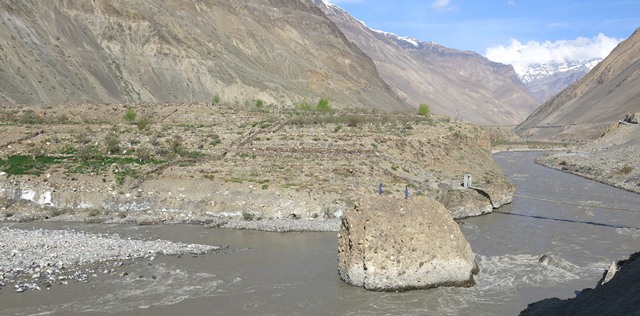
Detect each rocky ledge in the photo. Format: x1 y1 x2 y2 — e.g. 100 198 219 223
338 195 478 291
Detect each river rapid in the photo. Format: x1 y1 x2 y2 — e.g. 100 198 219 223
1 151 639 315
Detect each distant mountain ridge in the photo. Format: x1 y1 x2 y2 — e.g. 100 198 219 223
516 28 640 141
313 0 539 125
519 59 602 103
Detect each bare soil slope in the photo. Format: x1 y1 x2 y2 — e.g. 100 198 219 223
0 0 408 111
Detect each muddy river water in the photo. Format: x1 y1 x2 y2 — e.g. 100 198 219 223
2 151 640 315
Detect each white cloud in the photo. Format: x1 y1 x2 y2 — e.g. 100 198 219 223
484 34 622 75
432 0 453 12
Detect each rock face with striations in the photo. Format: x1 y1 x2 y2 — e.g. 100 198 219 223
0 0 408 111
338 195 478 291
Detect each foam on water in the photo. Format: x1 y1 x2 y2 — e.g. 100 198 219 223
617 227 640 238
79 264 223 313
2 263 224 315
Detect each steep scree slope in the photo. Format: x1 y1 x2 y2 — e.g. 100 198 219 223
0 0 409 111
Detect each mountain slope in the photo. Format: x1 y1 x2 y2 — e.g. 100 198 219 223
516 28 640 141
520 59 601 103
0 0 409 111
314 1 539 125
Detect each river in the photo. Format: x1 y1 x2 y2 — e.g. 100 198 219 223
1 151 639 315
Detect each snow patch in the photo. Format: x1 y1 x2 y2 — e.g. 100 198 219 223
518 58 602 83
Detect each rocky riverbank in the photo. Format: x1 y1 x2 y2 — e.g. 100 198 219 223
0 226 224 293
536 113 640 194
520 251 640 316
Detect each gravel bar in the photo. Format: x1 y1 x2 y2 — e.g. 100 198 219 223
218 218 341 232
0 227 224 293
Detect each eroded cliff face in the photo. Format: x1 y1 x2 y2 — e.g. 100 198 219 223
0 0 408 111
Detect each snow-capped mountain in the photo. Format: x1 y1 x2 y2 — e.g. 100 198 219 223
313 0 539 125
519 58 602 103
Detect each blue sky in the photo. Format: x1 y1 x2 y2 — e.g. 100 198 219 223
328 0 640 73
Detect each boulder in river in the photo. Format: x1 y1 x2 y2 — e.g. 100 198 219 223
438 189 493 218
337 195 478 291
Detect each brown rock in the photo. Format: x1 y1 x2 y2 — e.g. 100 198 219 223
338 195 478 291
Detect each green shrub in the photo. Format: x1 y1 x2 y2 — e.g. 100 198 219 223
212 93 221 105
0 155 61 175
316 98 331 112
418 104 431 116
136 116 151 130
18 110 44 124
619 165 634 175
298 101 313 111
255 99 264 108
124 108 136 123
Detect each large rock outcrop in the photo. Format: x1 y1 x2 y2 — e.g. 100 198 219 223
338 195 478 291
